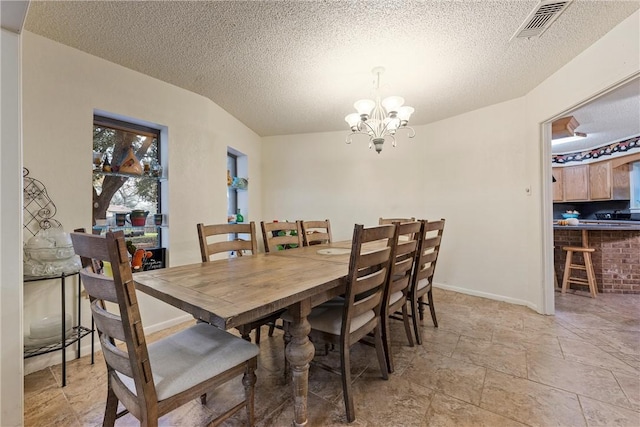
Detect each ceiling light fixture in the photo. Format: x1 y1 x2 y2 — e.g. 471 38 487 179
345 67 415 154
551 115 588 145
552 132 587 145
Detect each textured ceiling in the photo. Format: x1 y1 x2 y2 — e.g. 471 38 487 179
24 1 640 140
552 78 640 154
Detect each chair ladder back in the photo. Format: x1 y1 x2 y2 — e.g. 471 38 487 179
72 232 113 267
301 219 332 246
261 221 303 253
387 221 421 298
379 217 416 225
197 222 258 261
415 263 435 283
423 235 442 249
421 219 445 268
352 271 385 316
393 255 414 278
424 219 446 233
81 270 133 377
80 268 119 303
343 224 394 335
99 331 135 378
89 297 126 342
412 219 445 292
394 222 421 259
421 250 439 265
395 239 419 261
71 231 159 416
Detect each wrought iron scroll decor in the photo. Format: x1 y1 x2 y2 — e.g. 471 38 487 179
23 168 62 237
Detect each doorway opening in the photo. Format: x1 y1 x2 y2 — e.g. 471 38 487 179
542 74 640 314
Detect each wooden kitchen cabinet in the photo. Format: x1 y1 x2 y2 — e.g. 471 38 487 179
554 159 631 202
589 161 611 199
552 167 564 201
563 165 589 201
589 160 629 200
612 163 630 200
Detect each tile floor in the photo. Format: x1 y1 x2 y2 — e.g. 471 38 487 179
24 288 640 426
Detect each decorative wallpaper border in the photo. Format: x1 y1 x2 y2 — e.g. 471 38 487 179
552 135 640 164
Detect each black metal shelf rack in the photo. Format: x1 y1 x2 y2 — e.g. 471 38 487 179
24 272 95 387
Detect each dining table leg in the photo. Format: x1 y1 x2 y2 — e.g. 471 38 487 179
285 299 315 427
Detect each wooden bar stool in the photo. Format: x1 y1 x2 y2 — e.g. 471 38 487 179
561 246 597 298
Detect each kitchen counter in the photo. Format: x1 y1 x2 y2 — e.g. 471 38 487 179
554 223 640 294
554 220 640 231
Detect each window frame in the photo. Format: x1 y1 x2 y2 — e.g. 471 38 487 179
93 114 164 249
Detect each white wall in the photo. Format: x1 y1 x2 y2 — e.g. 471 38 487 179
1 28 25 427
12 5 640 381
263 96 533 308
263 10 640 313
21 31 263 373
529 10 640 312
262 128 426 241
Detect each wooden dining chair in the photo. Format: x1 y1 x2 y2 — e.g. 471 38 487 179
382 220 422 373
259 220 304 336
283 223 394 422
260 220 303 253
197 222 258 260
70 230 259 427
300 219 332 246
408 219 446 344
379 217 416 225
197 221 278 344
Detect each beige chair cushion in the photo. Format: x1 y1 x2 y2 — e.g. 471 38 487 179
417 278 429 290
307 307 375 335
389 291 403 305
281 296 344 323
283 303 375 335
117 322 259 400
281 294 377 335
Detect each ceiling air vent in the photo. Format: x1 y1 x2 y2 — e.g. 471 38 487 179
510 0 573 41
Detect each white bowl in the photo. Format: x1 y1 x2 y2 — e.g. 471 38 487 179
24 330 74 349
30 313 73 340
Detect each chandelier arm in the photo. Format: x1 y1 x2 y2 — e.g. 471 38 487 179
389 134 397 147
346 129 374 144
403 126 416 138
379 117 401 137
356 120 376 135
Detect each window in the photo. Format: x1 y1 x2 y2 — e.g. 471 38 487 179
227 152 238 221
92 115 164 249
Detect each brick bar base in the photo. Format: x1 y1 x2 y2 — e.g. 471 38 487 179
554 229 640 294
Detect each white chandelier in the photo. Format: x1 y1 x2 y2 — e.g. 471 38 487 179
345 67 415 154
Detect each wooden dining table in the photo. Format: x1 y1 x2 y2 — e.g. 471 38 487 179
133 242 356 426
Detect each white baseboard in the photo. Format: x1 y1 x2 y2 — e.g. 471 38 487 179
433 282 541 313
76 313 194 355
143 314 194 335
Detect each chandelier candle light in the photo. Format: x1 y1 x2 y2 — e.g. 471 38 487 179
345 67 415 154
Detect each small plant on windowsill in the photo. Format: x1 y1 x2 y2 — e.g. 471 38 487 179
276 227 298 251
230 177 248 190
